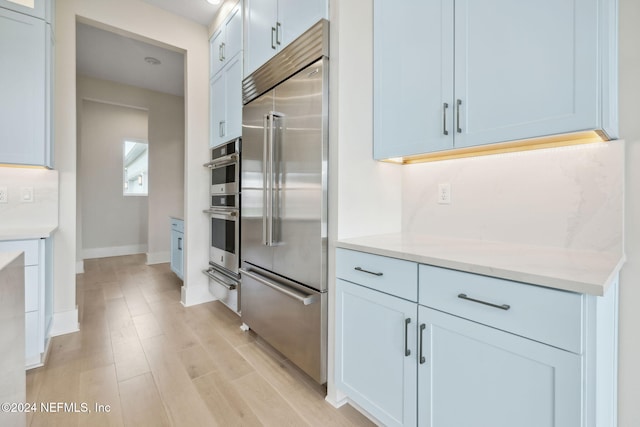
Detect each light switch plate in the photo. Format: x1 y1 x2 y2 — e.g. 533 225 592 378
21 187 34 203
0 187 7 204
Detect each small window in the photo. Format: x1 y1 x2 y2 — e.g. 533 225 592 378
123 140 148 196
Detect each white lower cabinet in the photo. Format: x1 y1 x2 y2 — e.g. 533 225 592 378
170 218 184 280
418 306 581 427
0 238 49 369
336 279 417 427
335 248 618 427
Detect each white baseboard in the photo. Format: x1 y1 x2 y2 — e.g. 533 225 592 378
325 394 348 408
50 307 80 337
76 260 84 274
181 282 215 307
82 244 147 260
146 251 170 265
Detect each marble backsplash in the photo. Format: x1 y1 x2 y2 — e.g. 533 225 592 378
402 141 624 256
0 167 58 231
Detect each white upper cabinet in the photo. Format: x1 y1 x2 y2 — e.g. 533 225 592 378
210 2 243 147
0 8 47 167
210 53 243 147
373 0 618 160
244 0 326 76
210 1 242 79
0 0 53 23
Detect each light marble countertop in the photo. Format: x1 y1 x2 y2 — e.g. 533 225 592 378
169 216 184 222
336 233 625 296
0 251 23 271
0 226 57 241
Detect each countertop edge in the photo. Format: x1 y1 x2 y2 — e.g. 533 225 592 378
0 225 58 241
336 237 624 296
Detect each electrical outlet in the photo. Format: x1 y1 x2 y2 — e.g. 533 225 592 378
438 183 451 204
21 187 34 203
0 187 7 204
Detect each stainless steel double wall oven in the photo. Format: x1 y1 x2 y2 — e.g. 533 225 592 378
203 137 241 313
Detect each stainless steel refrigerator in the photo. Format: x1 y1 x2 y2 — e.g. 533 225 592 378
240 20 328 384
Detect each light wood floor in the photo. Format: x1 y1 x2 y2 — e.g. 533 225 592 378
26 254 373 427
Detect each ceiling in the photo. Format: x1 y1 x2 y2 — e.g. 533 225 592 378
76 1 222 97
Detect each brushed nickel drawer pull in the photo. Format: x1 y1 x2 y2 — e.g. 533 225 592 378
354 266 383 276
458 293 510 311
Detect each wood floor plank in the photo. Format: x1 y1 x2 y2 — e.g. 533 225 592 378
78 365 124 427
132 312 163 340
237 340 365 427
118 372 170 427
140 335 218 427
111 337 150 382
193 370 263 427
232 371 310 427
177 344 217 379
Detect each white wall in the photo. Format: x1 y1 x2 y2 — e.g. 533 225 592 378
326 0 403 405
77 76 185 264
618 0 640 424
78 99 149 257
55 0 211 334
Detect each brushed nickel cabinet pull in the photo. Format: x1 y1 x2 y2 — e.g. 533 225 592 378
404 318 411 357
443 102 449 135
458 293 510 311
271 27 277 49
354 266 383 276
419 323 426 364
456 99 462 133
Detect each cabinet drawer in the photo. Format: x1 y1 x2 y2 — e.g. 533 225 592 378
419 265 583 354
336 248 418 302
0 239 40 266
170 219 184 233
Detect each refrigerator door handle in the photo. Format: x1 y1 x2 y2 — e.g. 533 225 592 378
263 113 272 246
241 268 318 305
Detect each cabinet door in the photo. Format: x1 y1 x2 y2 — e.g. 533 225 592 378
336 279 417 427
373 0 453 160
224 3 242 65
224 53 243 141
0 8 46 166
210 72 226 148
454 0 599 149
277 0 325 48
418 306 582 427
244 0 278 76
210 28 225 78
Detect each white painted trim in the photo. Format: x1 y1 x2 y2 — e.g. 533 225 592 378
76 260 84 274
325 394 348 408
181 282 215 307
82 244 147 260
146 251 170 265
49 307 79 337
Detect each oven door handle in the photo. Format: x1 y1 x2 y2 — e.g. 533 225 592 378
203 153 237 168
202 208 238 218
240 268 318 305
203 268 238 290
